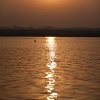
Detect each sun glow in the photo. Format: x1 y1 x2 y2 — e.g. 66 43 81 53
41 0 62 7
44 0 60 3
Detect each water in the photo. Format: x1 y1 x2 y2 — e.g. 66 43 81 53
0 37 100 100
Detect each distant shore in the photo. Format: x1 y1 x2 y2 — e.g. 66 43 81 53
0 29 100 37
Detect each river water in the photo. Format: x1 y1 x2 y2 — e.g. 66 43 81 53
0 37 100 100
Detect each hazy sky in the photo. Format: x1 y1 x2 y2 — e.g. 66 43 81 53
0 0 100 28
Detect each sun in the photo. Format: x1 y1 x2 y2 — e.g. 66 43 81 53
42 0 61 5
46 0 58 3
35 0 66 10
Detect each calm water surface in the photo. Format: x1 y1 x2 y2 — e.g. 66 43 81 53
0 37 100 100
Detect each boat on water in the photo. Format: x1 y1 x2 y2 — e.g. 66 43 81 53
34 40 36 42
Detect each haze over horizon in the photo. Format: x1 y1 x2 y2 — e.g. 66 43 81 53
0 0 100 28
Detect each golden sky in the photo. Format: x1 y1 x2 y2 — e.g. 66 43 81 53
0 0 100 28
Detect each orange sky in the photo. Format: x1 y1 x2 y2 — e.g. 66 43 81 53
0 0 100 28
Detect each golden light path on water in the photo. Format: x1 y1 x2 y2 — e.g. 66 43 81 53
45 37 58 100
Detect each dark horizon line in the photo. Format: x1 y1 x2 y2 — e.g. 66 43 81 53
0 29 100 37
0 26 100 30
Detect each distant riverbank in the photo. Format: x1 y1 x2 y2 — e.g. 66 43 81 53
0 29 100 37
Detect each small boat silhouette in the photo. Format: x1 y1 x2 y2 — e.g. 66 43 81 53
34 40 36 42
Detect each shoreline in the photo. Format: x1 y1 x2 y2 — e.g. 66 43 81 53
0 29 100 37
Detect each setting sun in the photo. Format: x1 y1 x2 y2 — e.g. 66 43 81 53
40 0 62 6
43 0 60 3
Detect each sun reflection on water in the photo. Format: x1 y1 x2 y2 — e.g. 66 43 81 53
45 37 58 100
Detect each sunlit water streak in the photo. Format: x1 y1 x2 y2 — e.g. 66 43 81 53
0 37 100 100
45 37 58 100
